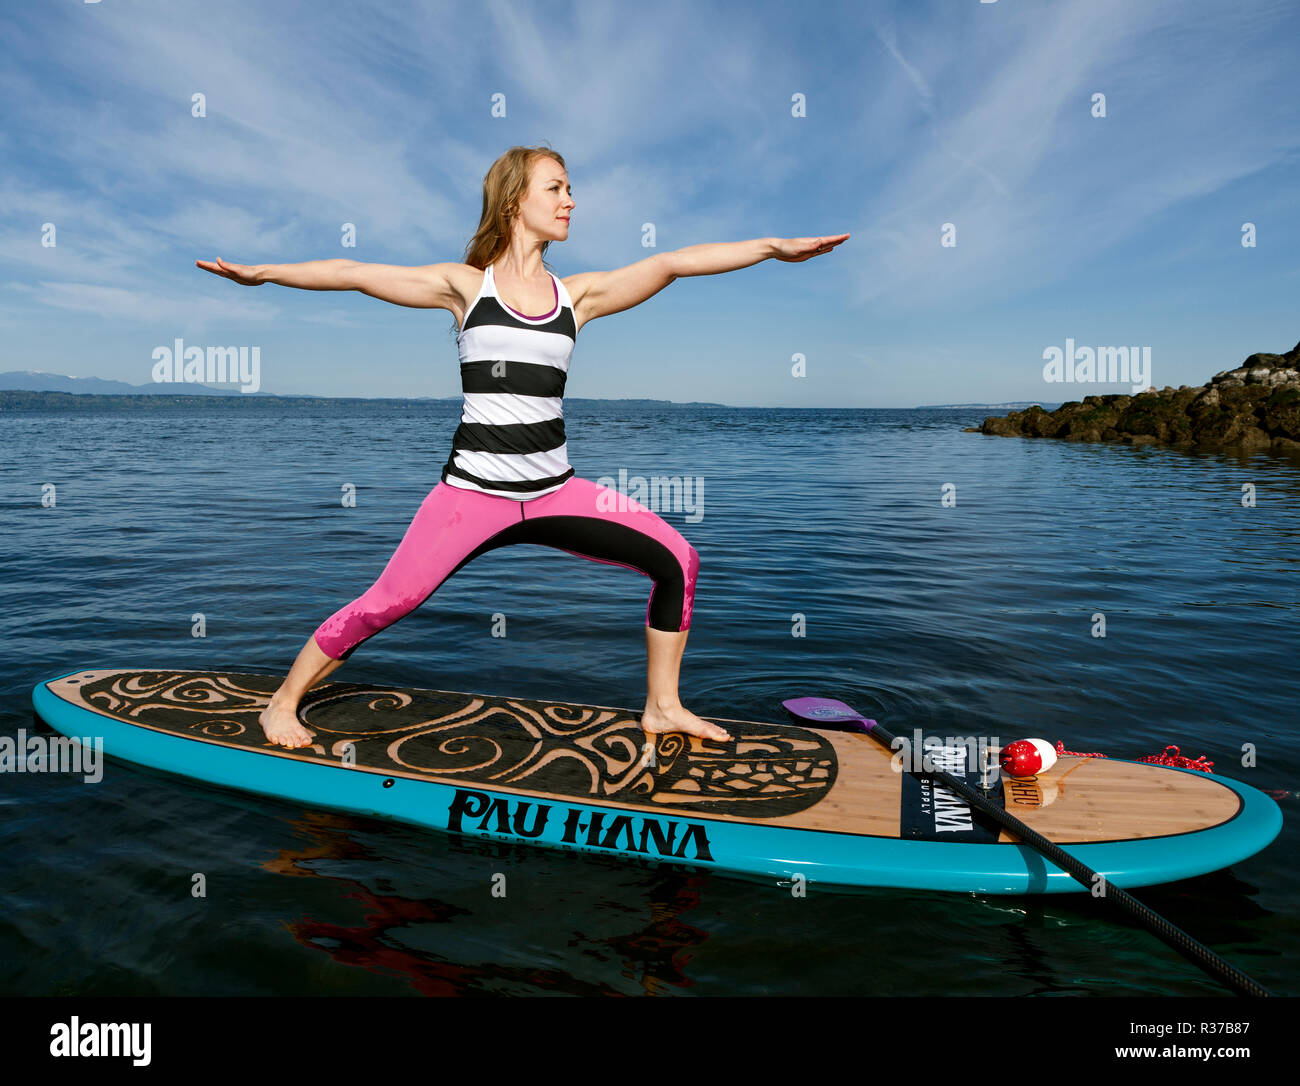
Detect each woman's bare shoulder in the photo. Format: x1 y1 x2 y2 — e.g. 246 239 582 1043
438 262 486 295
434 262 487 322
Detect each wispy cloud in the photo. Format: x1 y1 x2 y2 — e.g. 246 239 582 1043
0 0 1295 404
849 0 1299 310
10 281 279 326
872 21 936 118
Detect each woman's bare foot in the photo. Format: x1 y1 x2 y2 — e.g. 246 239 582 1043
640 697 731 742
258 698 316 749
255 635 339 749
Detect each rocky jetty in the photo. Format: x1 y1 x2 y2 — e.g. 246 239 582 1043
969 341 1300 454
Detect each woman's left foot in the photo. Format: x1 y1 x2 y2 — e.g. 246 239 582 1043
641 699 731 742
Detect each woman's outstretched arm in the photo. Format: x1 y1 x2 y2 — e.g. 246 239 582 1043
196 257 463 310
570 234 849 328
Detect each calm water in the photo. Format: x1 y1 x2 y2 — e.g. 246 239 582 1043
2 401 1296 997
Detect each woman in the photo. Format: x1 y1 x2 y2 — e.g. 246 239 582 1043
198 145 848 750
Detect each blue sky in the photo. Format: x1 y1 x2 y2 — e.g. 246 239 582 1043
1 0 1296 406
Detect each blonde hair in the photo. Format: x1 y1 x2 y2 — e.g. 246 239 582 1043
463 145 567 270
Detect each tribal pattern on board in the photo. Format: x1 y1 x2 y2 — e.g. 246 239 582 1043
65 671 838 817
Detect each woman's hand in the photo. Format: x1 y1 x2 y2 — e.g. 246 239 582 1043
195 258 264 285
194 256 457 307
770 234 851 262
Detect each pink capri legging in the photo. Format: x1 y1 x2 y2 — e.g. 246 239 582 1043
312 476 699 660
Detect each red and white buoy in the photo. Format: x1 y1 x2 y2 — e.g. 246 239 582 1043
999 738 1058 777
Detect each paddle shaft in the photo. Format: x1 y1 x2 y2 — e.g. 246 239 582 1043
848 713 1270 998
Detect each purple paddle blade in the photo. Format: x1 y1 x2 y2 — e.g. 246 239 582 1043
782 697 877 733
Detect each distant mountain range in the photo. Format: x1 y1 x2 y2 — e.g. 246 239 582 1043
0 372 728 409
0 370 274 396
0 371 1046 411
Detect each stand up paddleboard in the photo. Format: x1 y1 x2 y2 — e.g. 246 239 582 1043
31 669 1281 894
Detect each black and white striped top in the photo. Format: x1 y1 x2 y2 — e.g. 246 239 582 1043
442 263 577 499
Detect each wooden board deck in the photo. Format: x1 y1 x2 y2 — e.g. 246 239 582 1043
41 669 1243 845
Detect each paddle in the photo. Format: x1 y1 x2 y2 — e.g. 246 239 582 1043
782 696 1271 998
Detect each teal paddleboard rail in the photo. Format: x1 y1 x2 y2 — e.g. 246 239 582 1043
31 670 1282 895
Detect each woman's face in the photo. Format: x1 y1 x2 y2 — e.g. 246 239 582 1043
515 157 574 245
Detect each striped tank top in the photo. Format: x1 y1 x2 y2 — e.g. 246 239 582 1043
442 262 577 499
